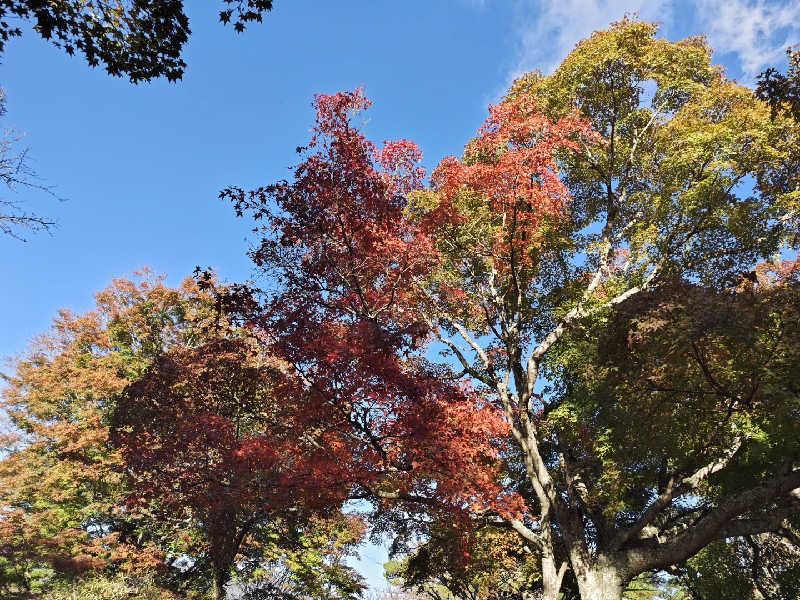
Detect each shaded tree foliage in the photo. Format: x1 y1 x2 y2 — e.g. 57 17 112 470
0 1 273 82
114 334 363 600
384 524 547 600
757 47 800 122
672 525 800 600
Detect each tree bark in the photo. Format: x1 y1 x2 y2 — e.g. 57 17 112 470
212 569 229 600
540 550 568 600
572 556 624 600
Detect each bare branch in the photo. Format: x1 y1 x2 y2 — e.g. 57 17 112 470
0 91 58 240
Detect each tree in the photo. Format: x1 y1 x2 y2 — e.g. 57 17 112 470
38 572 181 600
222 20 800 600
0 3 274 238
0 271 365 599
543 261 800 597
384 525 688 600
757 47 800 122
0 1 273 83
384 524 545 600
0 272 204 595
113 333 365 600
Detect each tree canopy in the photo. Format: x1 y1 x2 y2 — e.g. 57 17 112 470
0 272 365 599
220 19 800 600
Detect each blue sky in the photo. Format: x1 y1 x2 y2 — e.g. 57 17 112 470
1 0 798 590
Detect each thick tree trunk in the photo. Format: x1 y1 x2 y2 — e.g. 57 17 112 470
573 561 624 600
540 551 567 600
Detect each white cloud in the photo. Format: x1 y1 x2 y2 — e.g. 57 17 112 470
508 0 673 82
696 0 800 78
503 0 800 89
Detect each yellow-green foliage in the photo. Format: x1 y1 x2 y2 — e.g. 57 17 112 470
41 573 180 600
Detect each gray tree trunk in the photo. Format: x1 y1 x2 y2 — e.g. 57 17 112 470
573 562 624 600
540 551 567 600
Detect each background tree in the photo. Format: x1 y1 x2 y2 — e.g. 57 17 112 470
223 20 800 600
0 0 273 83
384 524 545 600
757 47 800 122
0 271 365 599
0 272 199 596
38 572 181 600
233 513 366 600
669 524 800 600
217 87 519 531
113 332 365 600
384 525 690 600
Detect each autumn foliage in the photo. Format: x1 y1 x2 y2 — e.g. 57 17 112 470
0 273 365 599
220 20 800 600
0 274 205 591
430 95 601 272
3 18 800 600
218 89 550 527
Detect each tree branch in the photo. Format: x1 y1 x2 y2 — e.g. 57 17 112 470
623 469 800 577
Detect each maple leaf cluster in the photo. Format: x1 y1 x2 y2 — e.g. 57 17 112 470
430 95 601 273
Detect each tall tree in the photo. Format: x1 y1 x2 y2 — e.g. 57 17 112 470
0 272 206 595
223 20 800 600
0 1 273 83
218 87 521 532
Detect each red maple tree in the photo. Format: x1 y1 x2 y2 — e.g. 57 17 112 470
216 88 595 533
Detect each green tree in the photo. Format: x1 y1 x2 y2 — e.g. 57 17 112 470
0 1 273 83
384 525 690 600
234 513 366 600
384 524 544 600
543 258 800 599
672 526 800 600
40 572 181 600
